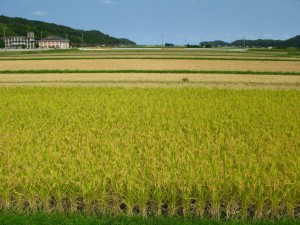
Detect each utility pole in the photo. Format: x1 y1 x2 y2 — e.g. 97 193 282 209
243 36 246 52
3 27 6 49
41 31 43 39
162 34 164 46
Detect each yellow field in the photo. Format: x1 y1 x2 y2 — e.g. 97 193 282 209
0 87 299 218
1 59 300 72
0 73 299 89
0 49 299 219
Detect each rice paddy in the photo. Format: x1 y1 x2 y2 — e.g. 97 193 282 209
0 87 299 219
0 48 299 222
1 59 300 72
0 73 299 89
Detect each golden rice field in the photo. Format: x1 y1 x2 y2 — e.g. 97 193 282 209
0 49 299 220
0 88 299 219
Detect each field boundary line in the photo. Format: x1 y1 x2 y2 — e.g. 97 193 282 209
0 80 299 87
1 70 300 76
0 57 300 62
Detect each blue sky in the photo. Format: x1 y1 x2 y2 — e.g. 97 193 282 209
0 0 300 45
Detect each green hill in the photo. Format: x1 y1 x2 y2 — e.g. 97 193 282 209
200 36 300 48
200 40 229 47
231 39 282 48
284 35 300 48
0 15 136 46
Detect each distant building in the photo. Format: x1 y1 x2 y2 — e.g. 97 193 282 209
39 35 69 49
3 32 36 49
165 43 174 47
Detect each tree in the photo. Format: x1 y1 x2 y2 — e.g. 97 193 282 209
0 38 4 48
165 43 174 47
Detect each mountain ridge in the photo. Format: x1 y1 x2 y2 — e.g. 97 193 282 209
0 15 136 46
200 36 300 48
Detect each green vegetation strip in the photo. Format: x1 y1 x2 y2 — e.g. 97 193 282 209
0 80 297 88
0 57 300 61
1 69 300 75
0 213 299 225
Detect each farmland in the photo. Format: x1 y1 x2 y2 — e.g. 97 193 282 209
0 48 300 89
0 48 299 223
1 59 300 71
0 73 299 89
1 87 299 218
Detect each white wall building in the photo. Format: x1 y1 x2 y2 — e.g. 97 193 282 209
39 35 69 49
3 32 36 49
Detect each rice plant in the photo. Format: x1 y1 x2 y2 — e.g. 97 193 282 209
0 87 299 219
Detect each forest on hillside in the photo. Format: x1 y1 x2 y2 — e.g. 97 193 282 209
200 36 300 48
0 15 136 46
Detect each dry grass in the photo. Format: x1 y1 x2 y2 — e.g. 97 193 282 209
0 73 299 89
1 59 300 72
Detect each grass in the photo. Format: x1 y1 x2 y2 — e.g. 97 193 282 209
1 212 300 225
0 87 299 219
0 47 299 58
0 57 299 61
0 49 80 57
0 69 300 75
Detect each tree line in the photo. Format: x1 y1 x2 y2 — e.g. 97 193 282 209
200 36 300 48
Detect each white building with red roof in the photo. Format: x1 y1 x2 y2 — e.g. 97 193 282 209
39 35 69 49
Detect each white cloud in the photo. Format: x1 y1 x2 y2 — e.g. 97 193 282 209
190 0 199 4
101 0 115 4
21 0 33 3
264 34 274 38
31 10 48 16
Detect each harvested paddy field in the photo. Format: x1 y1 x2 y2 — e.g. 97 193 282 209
1 59 300 72
0 73 299 89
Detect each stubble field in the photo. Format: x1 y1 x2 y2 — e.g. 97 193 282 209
0 48 299 222
0 73 299 89
1 59 300 72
